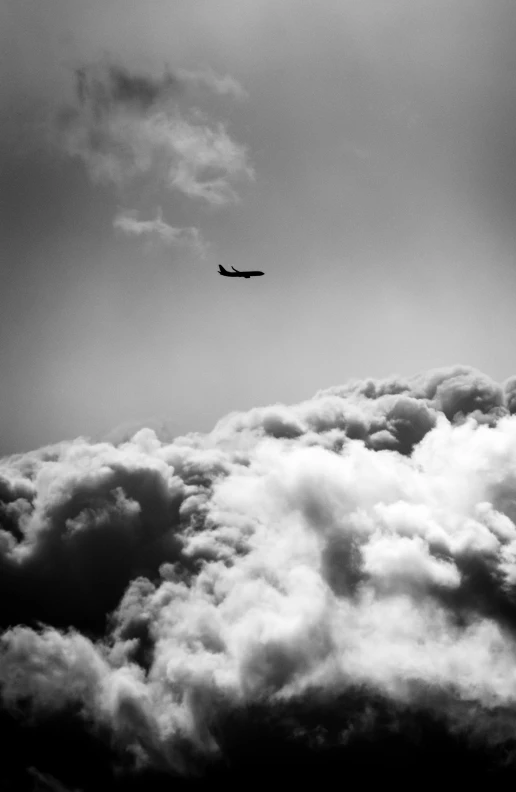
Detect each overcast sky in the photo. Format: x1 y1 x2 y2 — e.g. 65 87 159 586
3 0 516 454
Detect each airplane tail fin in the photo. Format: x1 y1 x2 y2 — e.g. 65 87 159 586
218 264 229 274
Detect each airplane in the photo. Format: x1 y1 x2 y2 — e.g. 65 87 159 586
218 264 264 278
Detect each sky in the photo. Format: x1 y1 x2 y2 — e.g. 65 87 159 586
5 3 516 789
3 0 516 454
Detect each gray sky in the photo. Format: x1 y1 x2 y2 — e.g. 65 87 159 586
2 0 516 454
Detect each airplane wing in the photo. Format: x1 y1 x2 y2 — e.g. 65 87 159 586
231 266 240 273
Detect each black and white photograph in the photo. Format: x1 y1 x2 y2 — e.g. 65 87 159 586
3 1 516 788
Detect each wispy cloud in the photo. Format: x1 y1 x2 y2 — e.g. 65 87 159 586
57 62 254 206
177 66 248 101
74 63 182 112
113 208 205 254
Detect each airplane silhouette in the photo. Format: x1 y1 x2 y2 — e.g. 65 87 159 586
218 264 264 278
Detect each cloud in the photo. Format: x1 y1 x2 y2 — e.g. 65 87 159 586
176 67 248 101
113 208 205 254
0 434 188 634
74 64 182 113
5 366 516 785
57 61 254 206
27 766 80 792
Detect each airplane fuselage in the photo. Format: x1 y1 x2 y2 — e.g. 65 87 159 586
221 272 263 278
218 265 264 278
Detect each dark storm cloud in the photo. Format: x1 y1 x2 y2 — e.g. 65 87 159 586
4 366 516 786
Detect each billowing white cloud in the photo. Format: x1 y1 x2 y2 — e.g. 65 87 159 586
3 366 516 785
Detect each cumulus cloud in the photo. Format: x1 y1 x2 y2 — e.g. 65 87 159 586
6 366 516 786
113 208 205 254
57 61 254 206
